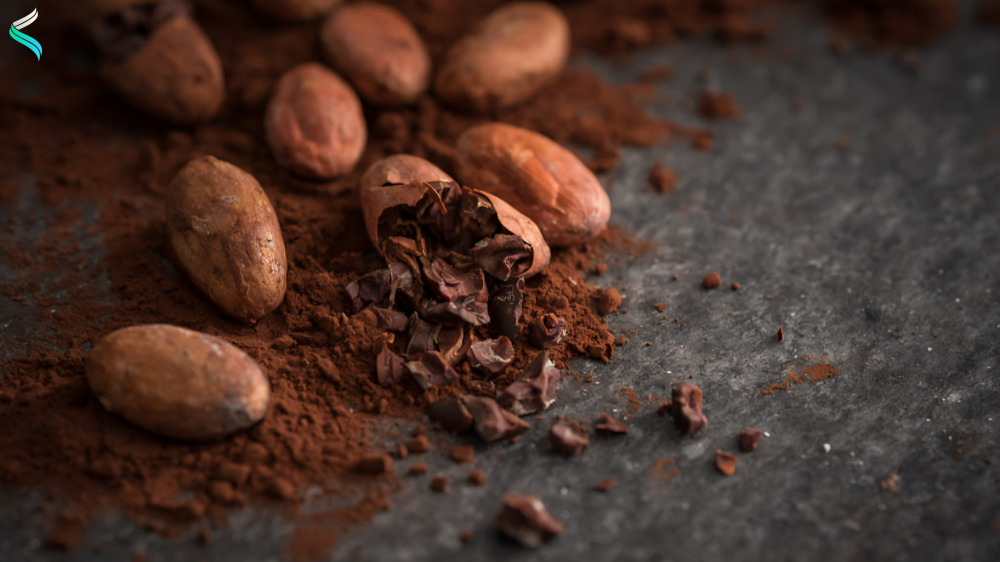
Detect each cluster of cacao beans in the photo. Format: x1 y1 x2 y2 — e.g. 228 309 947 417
81 0 611 444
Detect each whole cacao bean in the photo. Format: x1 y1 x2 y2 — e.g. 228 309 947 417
321 3 431 105
265 63 367 179
434 2 569 112
455 123 611 247
168 156 287 324
100 13 225 125
86 324 270 441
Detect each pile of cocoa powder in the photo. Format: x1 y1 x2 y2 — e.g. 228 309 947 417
0 0 970 555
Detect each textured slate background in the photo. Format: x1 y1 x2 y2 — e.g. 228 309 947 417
2 5 1000 562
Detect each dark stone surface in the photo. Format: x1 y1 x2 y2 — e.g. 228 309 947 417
3 9 1000 562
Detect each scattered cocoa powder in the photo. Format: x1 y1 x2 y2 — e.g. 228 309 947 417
702 272 722 289
654 303 667 312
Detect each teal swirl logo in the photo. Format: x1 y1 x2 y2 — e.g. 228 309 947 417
10 9 42 61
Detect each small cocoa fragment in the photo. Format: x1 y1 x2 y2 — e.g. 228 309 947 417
461 395 530 442
468 469 487 486
739 428 763 452
451 445 475 464
593 478 616 492
548 416 589 456
777 327 785 342
702 272 722 289
698 91 742 120
493 493 563 548
405 351 458 390
408 463 428 475
460 529 474 543
489 279 524 340
375 344 407 387
405 435 431 454
529 314 568 348
595 413 628 435
715 450 737 476
670 382 708 435
354 454 394 475
648 163 677 193
426 398 474 433
431 475 449 492
467 337 514 374
498 352 560 415
598 288 622 315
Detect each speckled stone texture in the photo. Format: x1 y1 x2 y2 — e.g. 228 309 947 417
2 7 1000 562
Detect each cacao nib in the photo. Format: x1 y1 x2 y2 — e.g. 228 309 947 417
529 313 567 349
461 395 530 442
423 257 487 302
715 450 737 476
595 413 628 434
405 351 458 390
346 269 396 313
426 398 474 433
372 308 409 332
497 351 560 415
489 278 524 340
493 493 563 548
467 336 514 374
471 233 533 281
375 344 406 387
670 382 708 435
739 427 762 452
547 416 589 456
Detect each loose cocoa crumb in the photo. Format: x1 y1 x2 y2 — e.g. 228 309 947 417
670 382 708 435
777 327 785 342
459 529 474 543
595 262 608 275
648 163 677 193
595 413 629 434
592 478 616 492
731 282 741 290
880 473 901 492
691 131 715 151
598 287 622 314
451 445 475 465
354 455 393 476
408 463 429 476
468 469 488 486
197 527 212 545
654 303 667 312
548 416 589 456
715 450 738 476
406 436 431 454
614 336 628 346
431 475 450 493
397 444 409 459
493 493 563 548
702 272 722 289
698 92 742 120
739 428 763 452
672 274 679 280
